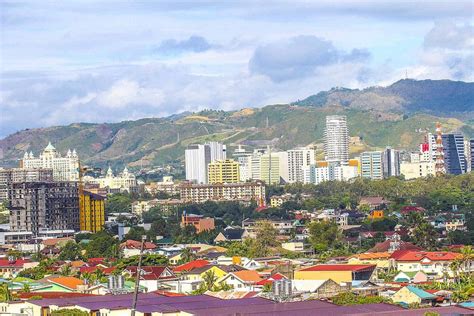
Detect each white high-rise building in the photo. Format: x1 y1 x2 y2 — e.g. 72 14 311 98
206 141 226 162
324 115 349 164
287 148 315 183
185 144 211 184
383 147 401 178
21 142 79 181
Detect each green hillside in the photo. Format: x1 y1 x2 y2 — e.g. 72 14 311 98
1 79 472 169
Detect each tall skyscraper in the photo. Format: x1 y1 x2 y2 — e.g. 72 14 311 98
442 133 467 175
20 142 79 181
287 148 315 183
324 115 349 164
383 147 400 178
361 151 383 180
8 181 79 234
470 139 474 172
185 144 211 184
206 141 227 162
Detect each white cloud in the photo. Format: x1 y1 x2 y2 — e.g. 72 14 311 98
96 79 164 108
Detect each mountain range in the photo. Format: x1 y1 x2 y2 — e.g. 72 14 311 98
0 79 472 169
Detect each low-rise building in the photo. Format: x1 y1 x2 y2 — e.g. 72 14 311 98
400 161 436 180
270 194 293 208
144 176 180 196
391 285 437 306
179 181 266 206
84 167 138 193
391 251 467 278
181 213 215 233
294 264 376 283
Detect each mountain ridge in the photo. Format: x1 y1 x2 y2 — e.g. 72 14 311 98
1 79 472 168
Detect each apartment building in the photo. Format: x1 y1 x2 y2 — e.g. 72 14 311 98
179 181 266 206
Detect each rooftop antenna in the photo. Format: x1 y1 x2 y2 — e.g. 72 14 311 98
435 122 446 176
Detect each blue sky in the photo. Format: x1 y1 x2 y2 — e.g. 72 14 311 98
0 0 473 137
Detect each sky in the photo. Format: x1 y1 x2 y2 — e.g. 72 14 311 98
0 0 473 137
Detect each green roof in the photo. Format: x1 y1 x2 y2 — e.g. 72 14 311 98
406 286 436 299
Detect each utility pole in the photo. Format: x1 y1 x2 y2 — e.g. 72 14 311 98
131 235 146 316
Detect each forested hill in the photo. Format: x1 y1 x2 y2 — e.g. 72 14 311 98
0 79 472 168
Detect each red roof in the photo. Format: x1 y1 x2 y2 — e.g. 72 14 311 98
126 266 176 280
391 251 461 262
368 240 422 253
300 264 376 272
400 206 426 214
152 290 186 297
173 259 209 273
0 259 30 268
256 273 287 286
120 240 156 250
79 266 116 275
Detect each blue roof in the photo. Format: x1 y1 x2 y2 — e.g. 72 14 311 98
459 301 474 307
406 286 437 299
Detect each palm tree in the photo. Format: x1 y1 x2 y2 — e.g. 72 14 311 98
202 270 218 291
180 248 195 264
0 283 12 302
22 283 30 293
60 264 72 276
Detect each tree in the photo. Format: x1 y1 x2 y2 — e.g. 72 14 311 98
105 193 132 214
179 248 196 264
60 264 73 276
307 220 342 253
51 309 88 316
226 240 252 257
116 254 168 269
249 221 279 258
412 221 438 250
58 241 82 261
22 283 30 293
331 292 386 305
124 226 146 241
0 283 12 302
202 270 218 291
85 231 120 259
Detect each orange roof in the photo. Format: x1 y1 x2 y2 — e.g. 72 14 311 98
48 276 85 290
43 237 74 247
300 264 376 272
394 251 461 262
351 252 391 260
70 260 86 268
231 270 263 283
174 259 209 273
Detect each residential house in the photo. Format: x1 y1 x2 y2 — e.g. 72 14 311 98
46 277 89 293
348 252 391 270
173 259 210 274
359 196 389 209
391 285 437 306
291 279 346 298
394 271 428 283
181 213 215 233
183 265 245 282
270 194 293 208
218 270 263 291
281 242 304 253
214 227 244 243
390 251 466 279
0 259 36 278
123 266 177 291
120 239 157 258
294 264 376 283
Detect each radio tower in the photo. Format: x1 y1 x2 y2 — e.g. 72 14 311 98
435 122 446 176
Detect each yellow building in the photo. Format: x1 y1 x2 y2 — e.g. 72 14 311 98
79 190 105 232
391 286 437 305
208 159 240 184
294 264 376 283
183 265 229 281
347 252 391 269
